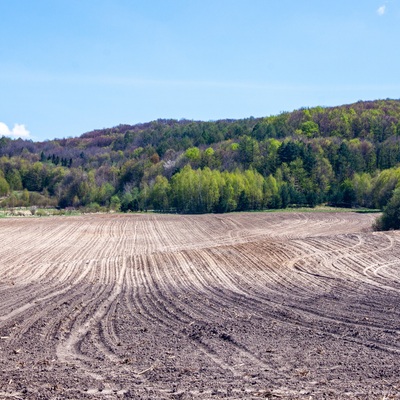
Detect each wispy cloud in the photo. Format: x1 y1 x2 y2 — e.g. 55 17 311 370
377 5 386 15
1 69 400 95
0 122 31 138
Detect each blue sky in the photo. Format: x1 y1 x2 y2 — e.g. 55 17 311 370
1 0 399 141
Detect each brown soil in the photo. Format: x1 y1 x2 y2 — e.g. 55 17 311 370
0 212 399 399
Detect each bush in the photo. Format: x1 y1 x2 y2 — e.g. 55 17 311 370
110 195 121 212
82 202 105 213
374 187 400 230
35 209 48 217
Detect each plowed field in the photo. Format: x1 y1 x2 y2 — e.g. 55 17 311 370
1 212 400 399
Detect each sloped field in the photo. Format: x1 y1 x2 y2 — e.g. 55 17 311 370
0 212 399 399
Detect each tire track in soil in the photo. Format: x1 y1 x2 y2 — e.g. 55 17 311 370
138 252 265 377
48 218 145 395
1 211 399 399
226 237 400 353
128 254 243 378
159 233 400 362
55 256 127 378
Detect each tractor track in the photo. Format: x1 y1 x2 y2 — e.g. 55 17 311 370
1 211 399 399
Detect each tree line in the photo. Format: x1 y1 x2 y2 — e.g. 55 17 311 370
1 99 400 224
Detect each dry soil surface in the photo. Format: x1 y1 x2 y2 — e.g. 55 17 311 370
0 212 399 399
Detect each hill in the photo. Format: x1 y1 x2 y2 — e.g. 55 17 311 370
1 98 400 213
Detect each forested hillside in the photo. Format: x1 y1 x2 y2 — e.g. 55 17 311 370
2 99 400 213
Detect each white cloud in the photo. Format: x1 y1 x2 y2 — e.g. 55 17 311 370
377 5 386 15
0 122 31 138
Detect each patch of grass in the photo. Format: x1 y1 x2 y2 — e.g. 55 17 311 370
262 206 381 213
0 207 84 218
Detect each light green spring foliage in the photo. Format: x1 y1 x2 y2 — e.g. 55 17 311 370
2 100 400 214
185 147 201 161
0 176 10 196
166 165 278 213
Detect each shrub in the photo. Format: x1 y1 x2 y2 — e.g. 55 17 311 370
374 187 400 230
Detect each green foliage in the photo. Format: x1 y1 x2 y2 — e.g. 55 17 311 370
299 120 319 137
0 177 10 196
5 169 23 191
352 173 373 208
371 167 400 208
151 175 170 211
2 99 400 214
374 188 400 230
239 136 260 167
110 195 121 212
185 147 201 161
168 165 279 214
21 188 30 203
